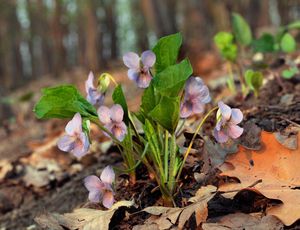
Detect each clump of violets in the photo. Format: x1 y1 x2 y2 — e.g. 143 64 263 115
84 165 115 208
57 113 90 158
85 71 104 106
180 76 211 118
123 50 156 88
213 101 244 143
98 104 127 141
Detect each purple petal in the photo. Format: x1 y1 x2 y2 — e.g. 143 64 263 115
141 50 156 68
72 132 90 158
84 175 103 191
197 85 211 103
88 190 102 203
57 135 75 152
230 108 243 124
110 104 124 123
98 106 111 124
111 122 127 141
100 165 115 184
65 113 82 135
85 71 95 93
128 69 139 81
185 77 204 97
218 101 232 121
87 88 104 106
136 72 152 88
123 52 140 69
192 99 205 114
228 125 244 139
180 101 193 118
102 191 114 208
213 128 229 143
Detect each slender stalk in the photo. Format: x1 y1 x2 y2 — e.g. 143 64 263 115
175 106 218 183
226 62 236 93
175 118 186 137
164 130 169 180
167 133 177 193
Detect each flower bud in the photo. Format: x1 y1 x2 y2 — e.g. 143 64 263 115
97 73 111 93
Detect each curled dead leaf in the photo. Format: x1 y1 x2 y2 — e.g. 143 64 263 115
139 186 217 230
35 200 134 230
219 131 300 226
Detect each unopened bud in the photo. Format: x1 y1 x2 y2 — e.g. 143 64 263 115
97 73 111 93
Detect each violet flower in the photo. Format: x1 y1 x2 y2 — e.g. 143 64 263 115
85 71 104 106
84 165 115 208
57 113 90 158
180 77 211 118
97 104 127 141
213 101 244 143
123 50 156 88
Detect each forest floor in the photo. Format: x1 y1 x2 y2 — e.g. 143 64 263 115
0 59 300 229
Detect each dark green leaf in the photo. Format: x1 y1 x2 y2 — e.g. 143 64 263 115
232 13 252 46
153 59 193 97
252 33 275 52
112 85 129 123
148 95 180 133
34 85 97 119
280 33 296 53
141 83 160 114
152 33 182 73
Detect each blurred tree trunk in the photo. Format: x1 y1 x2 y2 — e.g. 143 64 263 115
141 0 177 37
105 0 118 59
51 0 67 77
0 1 24 89
131 0 149 51
84 0 101 71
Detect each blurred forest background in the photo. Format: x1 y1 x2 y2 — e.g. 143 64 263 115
1 0 300 95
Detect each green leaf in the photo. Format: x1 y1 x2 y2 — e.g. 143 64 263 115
141 83 160 115
213 32 237 61
152 33 182 73
280 33 296 53
112 85 129 123
252 33 275 53
232 13 252 46
286 20 300 30
244 70 263 96
34 85 97 119
148 95 180 133
153 59 193 97
282 67 299 79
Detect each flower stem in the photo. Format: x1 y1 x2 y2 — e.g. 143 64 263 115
164 130 169 181
226 62 236 93
175 106 218 183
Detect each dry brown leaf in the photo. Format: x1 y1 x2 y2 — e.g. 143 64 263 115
0 160 13 180
219 131 300 226
35 200 134 230
202 213 283 230
140 186 217 230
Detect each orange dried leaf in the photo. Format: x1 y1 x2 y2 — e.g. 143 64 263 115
219 131 300 226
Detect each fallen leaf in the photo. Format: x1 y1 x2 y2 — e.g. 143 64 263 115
274 126 299 150
0 160 13 180
202 213 283 230
35 200 134 230
141 186 217 230
239 121 262 150
219 131 300 226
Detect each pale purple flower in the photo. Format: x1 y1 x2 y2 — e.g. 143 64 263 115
84 165 115 208
57 113 90 158
97 104 127 141
213 101 244 143
180 77 211 118
123 50 156 88
85 71 104 106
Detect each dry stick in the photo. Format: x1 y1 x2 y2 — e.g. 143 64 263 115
220 179 263 194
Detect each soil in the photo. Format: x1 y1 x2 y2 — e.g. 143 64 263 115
0 65 299 229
